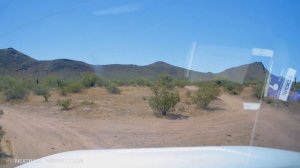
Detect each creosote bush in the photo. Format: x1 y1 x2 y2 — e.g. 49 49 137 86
223 81 243 95
148 75 180 116
252 81 264 99
192 85 220 109
80 100 96 107
105 82 121 94
1 78 28 101
60 82 84 96
58 99 72 110
33 85 50 102
80 73 98 88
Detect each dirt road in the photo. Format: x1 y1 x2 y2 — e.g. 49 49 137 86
0 87 300 167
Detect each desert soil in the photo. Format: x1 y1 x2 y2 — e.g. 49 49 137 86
1 86 300 167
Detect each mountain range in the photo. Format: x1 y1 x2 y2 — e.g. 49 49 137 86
0 48 268 82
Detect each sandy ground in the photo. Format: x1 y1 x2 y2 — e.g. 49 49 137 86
0 86 300 167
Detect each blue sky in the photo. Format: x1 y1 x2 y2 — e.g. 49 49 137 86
0 0 299 76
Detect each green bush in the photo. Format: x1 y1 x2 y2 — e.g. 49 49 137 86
192 85 220 109
157 75 175 89
2 78 28 101
0 125 8 159
252 81 264 99
148 75 180 116
80 100 96 107
105 82 121 94
0 126 4 139
60 82 84 95
33 85 50 102
133 78 152 87
44 76 64 88
223 81 243 95
67 82 84 93
58 99 72 110
174 79 190 88
113 80 133 86
80 73 98 88
0 126 4 158
96 77 108 87
149 88 180 116
21 79 36 90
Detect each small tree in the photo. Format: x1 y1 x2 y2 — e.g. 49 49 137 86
148 75 180 116
33 85 50 102
192 85 220 109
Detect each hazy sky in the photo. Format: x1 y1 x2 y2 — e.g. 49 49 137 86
0 0 299 75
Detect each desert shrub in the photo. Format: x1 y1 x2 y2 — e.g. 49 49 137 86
59 87 68 96
0 78 4 92
80 73 98 88
112 80 130 86
186 90 191 97
196 80 218 88
0 109 3 116
0 126 5 159
148 75 180 116
252 81 264 99
149 88 180 116
44 76 64 88
133 78 152 87
157 74 175 89
80 100 96 107
33 85 50 102
174 79 190 88
105 82 121 94
60 82 84 95
21 79 36 90
243 80 261 87
0 126 4 139
58 99 72 110
192 85 220 109
96 77 108 87
223 81 243 95
2 78 28 101
134 78 146 86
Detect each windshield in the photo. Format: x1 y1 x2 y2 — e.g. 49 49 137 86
0 0 300 167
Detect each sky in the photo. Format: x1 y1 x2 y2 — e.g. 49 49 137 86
0 0 299 76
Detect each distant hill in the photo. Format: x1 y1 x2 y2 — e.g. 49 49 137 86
0 48 93 79
216 62 268 82
94 61 212 80
0 48 268 82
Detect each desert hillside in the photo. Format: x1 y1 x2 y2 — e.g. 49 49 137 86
0 48 268 81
